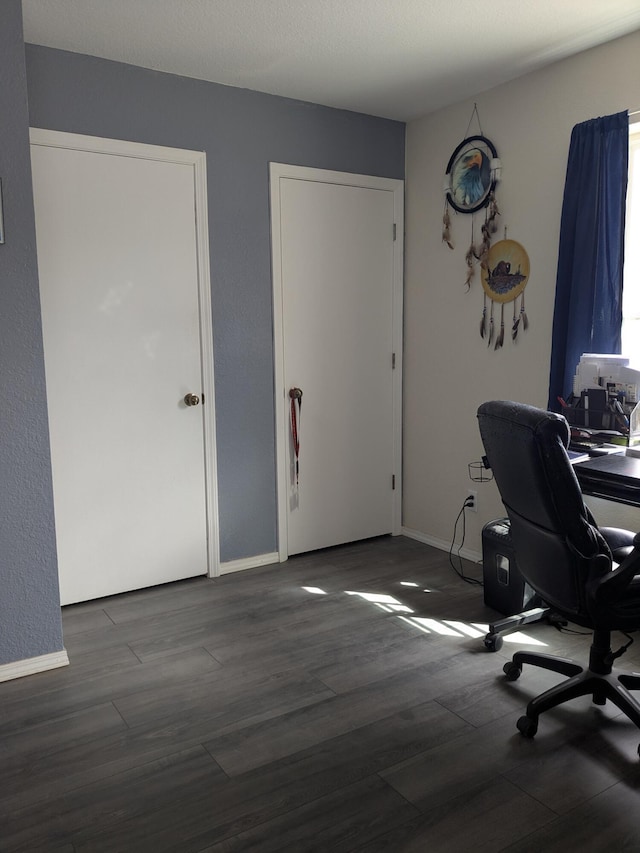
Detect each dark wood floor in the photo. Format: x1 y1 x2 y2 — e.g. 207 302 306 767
3 536 640 851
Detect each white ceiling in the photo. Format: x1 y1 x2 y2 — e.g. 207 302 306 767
21 0 640 121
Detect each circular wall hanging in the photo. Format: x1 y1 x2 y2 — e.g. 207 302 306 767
481 239 530 303
445 135 498 214
479 238 531 350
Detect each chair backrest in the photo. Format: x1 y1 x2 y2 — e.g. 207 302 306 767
477 401 609 619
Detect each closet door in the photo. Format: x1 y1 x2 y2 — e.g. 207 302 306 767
32 132 216 604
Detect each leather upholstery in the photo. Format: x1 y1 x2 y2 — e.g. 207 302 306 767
477 401 640 630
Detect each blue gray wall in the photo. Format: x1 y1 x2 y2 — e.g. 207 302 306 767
0 2 63 665
1 4 404 669
25 44 405 564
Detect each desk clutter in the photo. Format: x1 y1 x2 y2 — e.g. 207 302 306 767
562 353 640 455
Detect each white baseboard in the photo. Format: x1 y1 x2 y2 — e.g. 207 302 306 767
0 649 69 683
219 551 279 575
402 526 482 565
219 536 483 576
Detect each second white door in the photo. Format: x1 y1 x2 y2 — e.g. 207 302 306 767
271 166 403 557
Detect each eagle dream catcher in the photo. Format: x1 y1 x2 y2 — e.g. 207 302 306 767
442 106 530 350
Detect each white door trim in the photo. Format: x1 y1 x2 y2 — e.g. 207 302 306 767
269 163 404 562
30 128 220 578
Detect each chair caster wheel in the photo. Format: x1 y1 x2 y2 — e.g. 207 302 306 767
484 633 503 652
503 661 522 681
517 715 538 738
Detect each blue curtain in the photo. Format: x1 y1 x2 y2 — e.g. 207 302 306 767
547 111 629 410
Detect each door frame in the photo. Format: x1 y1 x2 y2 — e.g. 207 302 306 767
269 163 404 562
30 128 221 578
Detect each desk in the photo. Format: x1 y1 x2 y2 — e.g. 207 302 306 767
574 453 640 508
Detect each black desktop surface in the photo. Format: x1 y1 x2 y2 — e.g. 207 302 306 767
574 453 640 506
575 453 640 484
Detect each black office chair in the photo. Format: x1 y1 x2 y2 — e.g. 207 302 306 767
477 400 640 752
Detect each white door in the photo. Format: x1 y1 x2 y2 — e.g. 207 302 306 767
31 131 218 605
271 165 403 558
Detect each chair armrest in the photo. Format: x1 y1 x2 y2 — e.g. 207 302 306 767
588 531 640 606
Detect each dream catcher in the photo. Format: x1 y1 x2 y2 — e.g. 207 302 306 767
442 105 502 290
480 237 530 350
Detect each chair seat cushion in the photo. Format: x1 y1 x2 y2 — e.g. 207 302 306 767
601 526 636 562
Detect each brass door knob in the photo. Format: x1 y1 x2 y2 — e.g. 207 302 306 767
184 393 200 407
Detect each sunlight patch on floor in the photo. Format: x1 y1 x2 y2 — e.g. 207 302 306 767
443 620 485 638
470 623 548 646
344 590 414 614
301 587 548 647
401 580 432 592
345 591 403 605
410 618 464 637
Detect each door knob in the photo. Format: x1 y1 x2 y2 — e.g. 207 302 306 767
184 393 200 407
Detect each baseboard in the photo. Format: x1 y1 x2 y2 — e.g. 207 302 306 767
402 526 482 565
219 551 280 575
0 649 69 683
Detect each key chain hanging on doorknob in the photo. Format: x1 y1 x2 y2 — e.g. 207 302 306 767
289 387 303 485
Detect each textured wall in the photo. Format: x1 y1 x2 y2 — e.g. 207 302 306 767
0 2 63 665
403 29 640 554
25 44 405 563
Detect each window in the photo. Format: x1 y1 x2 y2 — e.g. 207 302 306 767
621 122 640 365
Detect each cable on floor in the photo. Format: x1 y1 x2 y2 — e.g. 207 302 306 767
449 498 483 586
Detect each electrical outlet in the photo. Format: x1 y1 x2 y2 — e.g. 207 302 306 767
466 490 477 512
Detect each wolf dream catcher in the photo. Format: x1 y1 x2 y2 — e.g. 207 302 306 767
480 238 530 349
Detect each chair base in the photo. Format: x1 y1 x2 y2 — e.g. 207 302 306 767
483 606 549 651
504 630 640 749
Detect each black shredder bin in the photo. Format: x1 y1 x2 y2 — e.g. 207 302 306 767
482 518 539 615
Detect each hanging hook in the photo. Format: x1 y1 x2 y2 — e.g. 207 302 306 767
464 102 484 138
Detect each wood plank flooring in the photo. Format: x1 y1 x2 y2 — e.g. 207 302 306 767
3 535 640 851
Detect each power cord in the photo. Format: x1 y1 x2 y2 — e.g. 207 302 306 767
605 631 635 666
550 618 635 658
449 498 483 586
